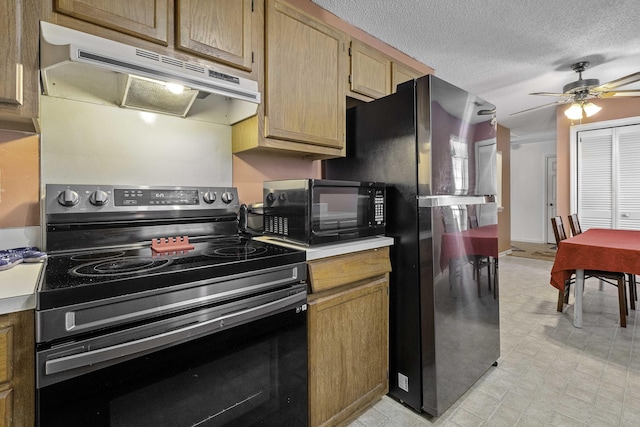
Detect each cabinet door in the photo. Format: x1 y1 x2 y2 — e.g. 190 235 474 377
0 389 12 426
308 277 389 426
0 311 34 427
0 0 39 132
177 0 254 71
349 39 391 100
265 0 346 149
0 0 22 106
392 62 423 93
54 0 169 44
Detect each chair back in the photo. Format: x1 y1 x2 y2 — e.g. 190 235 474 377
551 216 567 245
568 213 582 236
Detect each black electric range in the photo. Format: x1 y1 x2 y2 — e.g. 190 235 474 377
36 184 309 426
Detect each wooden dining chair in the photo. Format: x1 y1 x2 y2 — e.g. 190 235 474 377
568 213 637 310
551 216 628 327
568 213 582 236
551 216 572 311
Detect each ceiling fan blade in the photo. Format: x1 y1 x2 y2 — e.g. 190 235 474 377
598 89 640 98
510 100 571 116
529 92 570 97
592 71 640 91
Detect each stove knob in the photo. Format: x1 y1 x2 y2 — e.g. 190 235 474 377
89 190 109 206
279 192 287 202
57 189 79 207
266 192 275 205
221 191 234 204
203 191 216 204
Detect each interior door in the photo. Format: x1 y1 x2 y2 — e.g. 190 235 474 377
546 156 557 244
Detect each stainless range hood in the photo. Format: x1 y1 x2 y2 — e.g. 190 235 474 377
39 22 260 124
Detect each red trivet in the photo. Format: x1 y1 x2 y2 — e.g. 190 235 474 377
151 236 194 253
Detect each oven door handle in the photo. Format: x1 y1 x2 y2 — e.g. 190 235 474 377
44 292 306 376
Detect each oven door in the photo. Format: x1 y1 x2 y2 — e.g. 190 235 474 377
36 288 308 427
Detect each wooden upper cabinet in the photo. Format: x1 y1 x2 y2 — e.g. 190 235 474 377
54 0 169 45
349 39 391 100
265 0 346 150
176 0 253 71
0 0 39 132
392 62 424 93
0 0 22 106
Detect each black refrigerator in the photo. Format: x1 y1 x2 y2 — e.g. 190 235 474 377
324 75 500 416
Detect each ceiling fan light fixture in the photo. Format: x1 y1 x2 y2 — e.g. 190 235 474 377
564 103 584 120
583 102 602 117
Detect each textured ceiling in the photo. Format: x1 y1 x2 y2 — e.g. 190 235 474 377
311 0 640 142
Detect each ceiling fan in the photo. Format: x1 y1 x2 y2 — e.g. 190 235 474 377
512 61 640 116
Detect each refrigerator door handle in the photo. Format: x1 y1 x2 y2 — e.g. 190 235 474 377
417 195 496 207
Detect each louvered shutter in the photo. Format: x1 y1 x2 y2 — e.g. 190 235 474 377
617 124 640 229
577 129 613 229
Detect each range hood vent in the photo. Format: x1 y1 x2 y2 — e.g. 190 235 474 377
40 22 261 124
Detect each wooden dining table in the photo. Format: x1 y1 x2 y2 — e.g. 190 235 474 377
550 228 640 327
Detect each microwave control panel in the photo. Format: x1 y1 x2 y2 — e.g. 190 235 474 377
374 189 385 225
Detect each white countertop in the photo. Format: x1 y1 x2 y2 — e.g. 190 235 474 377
0 237 394 314
0 262 43 315
256 235 394 260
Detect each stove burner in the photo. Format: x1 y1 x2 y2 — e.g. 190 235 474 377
71 251 126 262
70 257 172 277
204 245 268 258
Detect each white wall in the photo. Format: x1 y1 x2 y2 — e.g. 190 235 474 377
510 140 556 243
41 96 233 187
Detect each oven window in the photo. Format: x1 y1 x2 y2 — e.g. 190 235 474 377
312 187 369 230
37 309 307 427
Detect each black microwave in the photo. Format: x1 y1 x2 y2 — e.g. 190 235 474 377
263 179 386 246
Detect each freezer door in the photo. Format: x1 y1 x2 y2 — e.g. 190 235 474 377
417 76 497 197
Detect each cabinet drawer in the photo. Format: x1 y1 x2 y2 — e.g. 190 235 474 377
308 247 391 293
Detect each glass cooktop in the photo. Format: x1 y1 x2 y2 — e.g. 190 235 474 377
38 237 305 310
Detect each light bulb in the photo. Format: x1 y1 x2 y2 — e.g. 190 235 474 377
564 103 584 120
165 83 185 94
582 102 602 117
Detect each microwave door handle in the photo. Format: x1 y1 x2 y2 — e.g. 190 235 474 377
44 292 306 376
312 231 339 238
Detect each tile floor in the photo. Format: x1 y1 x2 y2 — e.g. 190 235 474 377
349 255 640 427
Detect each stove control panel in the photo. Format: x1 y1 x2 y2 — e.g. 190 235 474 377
46 184 239 214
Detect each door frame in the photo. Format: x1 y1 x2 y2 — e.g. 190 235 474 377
545 155 557 244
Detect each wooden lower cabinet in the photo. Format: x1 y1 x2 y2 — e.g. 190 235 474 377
0 310 34 427
307 247 391 427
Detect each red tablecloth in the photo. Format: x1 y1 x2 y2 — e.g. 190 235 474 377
550 228 640 291
440 224 498 269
